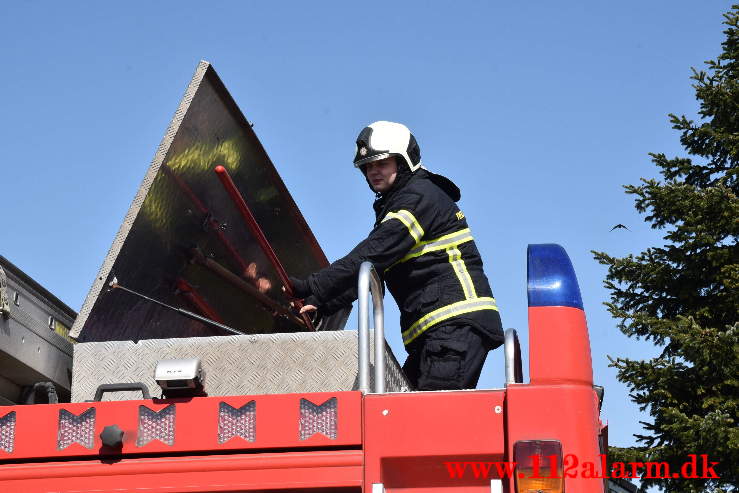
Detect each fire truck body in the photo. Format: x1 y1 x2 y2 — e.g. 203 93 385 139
0 61 605 493
0 245 605 493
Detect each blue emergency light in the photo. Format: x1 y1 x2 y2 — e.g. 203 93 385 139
526 244 584 310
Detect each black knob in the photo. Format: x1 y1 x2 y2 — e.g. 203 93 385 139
100 424 124 448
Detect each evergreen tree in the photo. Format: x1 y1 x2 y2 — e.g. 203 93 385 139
593 6 739 493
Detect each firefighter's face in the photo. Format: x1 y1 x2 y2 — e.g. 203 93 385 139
365 157 398 193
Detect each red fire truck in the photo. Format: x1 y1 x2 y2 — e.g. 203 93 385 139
0 62 606 493
0 246 606 493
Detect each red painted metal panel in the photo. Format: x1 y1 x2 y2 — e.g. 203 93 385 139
363 390 505 493
528 306 593 385
506 384 603 493
0 391 361 461
0 450 363 493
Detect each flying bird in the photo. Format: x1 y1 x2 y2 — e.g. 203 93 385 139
610 224 630 231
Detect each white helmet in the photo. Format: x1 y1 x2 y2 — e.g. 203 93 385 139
353 121 422 173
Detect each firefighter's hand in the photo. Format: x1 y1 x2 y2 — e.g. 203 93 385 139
245 263 271 293
256 278 271 293
299 304 318 314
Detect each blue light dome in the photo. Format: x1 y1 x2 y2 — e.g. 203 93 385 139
527 244 583 309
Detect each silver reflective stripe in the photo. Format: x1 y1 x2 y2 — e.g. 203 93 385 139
382 210 424 243
402 297 498 345
448 247 477 299
391 228 473 268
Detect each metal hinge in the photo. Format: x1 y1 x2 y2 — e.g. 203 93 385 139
0 265 10 317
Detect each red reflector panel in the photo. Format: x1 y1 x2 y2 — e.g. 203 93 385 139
58 408 96 450
514 439 564 493
137 404 175 447
0 411 16 453
218 401 256 443
299 397 337 440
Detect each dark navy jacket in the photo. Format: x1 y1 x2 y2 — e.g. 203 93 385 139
306 169 503 348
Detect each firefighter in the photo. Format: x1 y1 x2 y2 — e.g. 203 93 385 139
289 121 503 390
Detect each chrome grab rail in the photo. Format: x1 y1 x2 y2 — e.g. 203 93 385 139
504 328 523 384
358 262 385 393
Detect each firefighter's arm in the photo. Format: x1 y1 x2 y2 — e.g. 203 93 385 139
303 194 425 306
288 274 359 316
301 287 357 316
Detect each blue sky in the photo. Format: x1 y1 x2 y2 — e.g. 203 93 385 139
1 1 731 454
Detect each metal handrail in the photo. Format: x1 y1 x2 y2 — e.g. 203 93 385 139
358 262 385 393
504 328 523 384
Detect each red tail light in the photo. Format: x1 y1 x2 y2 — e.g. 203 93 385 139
514 440 564 493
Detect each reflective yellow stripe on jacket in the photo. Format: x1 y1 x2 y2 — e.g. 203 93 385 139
382 209 424 243
448 246 477 299
381 217 497 345
402 297 498 345
396 227 496 344
394 228 473 266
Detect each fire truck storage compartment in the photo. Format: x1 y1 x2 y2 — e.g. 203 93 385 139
72 330 410 402
0 256 76 405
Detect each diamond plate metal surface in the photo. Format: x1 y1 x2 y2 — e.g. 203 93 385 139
71 60 347 342
70 61 208 341
72 331 410 402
